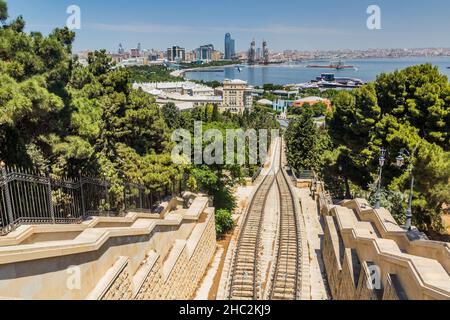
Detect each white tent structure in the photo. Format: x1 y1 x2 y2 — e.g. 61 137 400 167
256 99 273 106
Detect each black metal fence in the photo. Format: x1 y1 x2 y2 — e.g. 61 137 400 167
251 166 263 183
0 165 184 235
294 169 315 180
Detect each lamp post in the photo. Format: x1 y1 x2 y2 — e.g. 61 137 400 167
396 146 419 231
374 148 386 210
310 178 317 198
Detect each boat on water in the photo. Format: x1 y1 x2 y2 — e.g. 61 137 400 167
306 60 355 70
236 65 245 73
295 83 320 90
310 73 365 89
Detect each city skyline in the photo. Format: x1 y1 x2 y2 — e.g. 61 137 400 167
6 0 450 53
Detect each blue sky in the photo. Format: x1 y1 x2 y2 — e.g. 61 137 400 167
6 0 450 52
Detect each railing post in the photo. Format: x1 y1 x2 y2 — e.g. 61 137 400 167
46 173 55 224
79 176 86 218
123 183 127 213
149 191 153 210
1 163 14 231
139 186 143 210
105 181 110 215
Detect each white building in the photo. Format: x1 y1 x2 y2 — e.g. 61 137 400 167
133 82 222 110
134 82 216 96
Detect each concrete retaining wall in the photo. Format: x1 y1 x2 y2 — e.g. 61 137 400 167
320 198 450 300
0 196 216 300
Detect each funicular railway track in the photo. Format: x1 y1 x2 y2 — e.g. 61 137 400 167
228 139 301 300
229 173 276 300
269 169 300 300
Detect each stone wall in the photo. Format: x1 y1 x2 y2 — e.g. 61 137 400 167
101 258 133 300
0 196 217 300
134 210 216 300
320 199 450 300
322 216 343 299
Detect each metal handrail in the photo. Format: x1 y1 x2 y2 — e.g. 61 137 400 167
0 164 184 235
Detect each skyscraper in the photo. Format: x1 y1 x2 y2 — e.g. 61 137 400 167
248 40 256 64
167 46 186 62
225 33 236 60
118 43 125 54
263 40 269 65
196 44 215 62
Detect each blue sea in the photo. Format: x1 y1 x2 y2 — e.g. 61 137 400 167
185 57 450 86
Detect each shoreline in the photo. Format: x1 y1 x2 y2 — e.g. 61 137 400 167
180 57 450 86
170 63 240 78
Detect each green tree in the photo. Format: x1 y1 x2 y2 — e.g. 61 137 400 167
0 0 8 24
127 65 183 83
375 64 449 148
162 103 183 129
327 64 450 232
286 110 324 172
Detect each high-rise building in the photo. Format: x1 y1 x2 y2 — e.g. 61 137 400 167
225 33 236 60
195 44 215 62
256 48 262 61
130 43 142 58
118 43 125 55
184 51 196 62
248 40 257 64
263 40 269 65
211 50 222 61
130 48 140 58
167 46 186 62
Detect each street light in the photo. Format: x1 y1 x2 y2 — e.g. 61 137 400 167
310 179 317 197
396 154 405 167
395 147 418 231
374 148 386 210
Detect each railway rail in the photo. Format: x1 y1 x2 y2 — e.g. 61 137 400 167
228 139 302 300
269 169 300 300
229 173 275 300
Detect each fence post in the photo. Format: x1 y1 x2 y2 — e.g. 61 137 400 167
150 191 154 210
105 181 110 215
139 186 143 211
123 183 127 213
1 162 14 231
79 175 86 218
46 173 55 224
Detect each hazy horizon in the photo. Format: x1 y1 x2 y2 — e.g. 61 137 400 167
6 0 450 53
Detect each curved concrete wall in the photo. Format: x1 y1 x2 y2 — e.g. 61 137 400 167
0 196 217 300
320 198 450 300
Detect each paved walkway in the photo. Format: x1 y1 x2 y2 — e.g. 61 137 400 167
195 247 224 300
259 181 280 298
296 188 330 300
